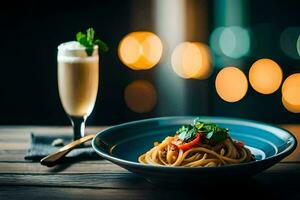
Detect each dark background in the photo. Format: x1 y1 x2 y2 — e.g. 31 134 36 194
0 0 300 125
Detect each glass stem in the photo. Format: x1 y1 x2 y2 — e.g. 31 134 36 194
70 116 87 140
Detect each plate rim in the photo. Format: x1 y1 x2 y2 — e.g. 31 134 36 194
92 116 297 170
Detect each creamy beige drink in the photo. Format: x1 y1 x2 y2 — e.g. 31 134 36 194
57 41 99 117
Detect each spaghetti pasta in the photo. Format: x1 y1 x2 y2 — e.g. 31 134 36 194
138 119 254 167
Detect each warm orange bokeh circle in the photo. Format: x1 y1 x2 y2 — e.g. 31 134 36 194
124 80 157 113
171 42 212 79
249 59 282 94
118 32 163 70
215 67 248 102
281 73 300 113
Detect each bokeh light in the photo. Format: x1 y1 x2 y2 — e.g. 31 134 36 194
209 27 224 56
193 42 213 79
171 42 212 79
215 66 248 102
249 58 283 94
282 95 300 113
124 80 157 113
210 26 250 59
118 32 163 70
281 73 300 113
280 27 300 59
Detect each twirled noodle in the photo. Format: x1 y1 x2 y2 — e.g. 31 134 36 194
138 137 253 167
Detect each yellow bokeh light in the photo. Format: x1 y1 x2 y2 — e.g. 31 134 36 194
281 73 300 113
171 42 190 78
171 42 212 79
124 80 157 113
249 59 283 94
193 42 213 79
118 32 163 70
215 67 248 102
282 95 300 113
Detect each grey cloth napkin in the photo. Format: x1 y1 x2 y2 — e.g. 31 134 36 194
24 133 99 161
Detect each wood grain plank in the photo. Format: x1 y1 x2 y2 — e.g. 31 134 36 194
0 150 26 161
0 176 299 200
0 173 149 189
0 161 300 174
0 143 29 150
2 185 284 200
0 161 126 173
0 149 109 163
0 186 157 200
1 171 300 189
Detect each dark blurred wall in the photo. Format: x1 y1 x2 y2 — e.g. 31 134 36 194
0 0 134 125
0 0 299 125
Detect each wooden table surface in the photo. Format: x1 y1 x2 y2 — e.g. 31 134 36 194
0 125 300 200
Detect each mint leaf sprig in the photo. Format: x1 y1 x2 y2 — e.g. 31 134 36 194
76 28 109 56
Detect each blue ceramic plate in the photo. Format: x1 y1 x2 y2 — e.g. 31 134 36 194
92 116 297 182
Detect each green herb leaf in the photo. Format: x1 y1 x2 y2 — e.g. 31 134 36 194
176 118 228 144
205 129 227 143
178 125 196 142
86 28 94 45
76 27 109 56
194 119 204 130
76 32 84 42
201 123 228 144
94 39 109 52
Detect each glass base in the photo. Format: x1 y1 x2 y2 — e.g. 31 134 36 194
69 116 87 140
